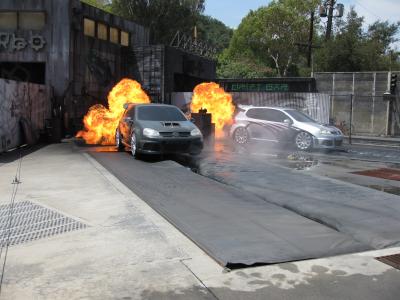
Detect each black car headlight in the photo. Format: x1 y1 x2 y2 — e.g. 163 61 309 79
143 128 160 137
191 128 202 137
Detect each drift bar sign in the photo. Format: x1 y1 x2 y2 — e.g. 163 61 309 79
0 32 46 52
229 83 289 92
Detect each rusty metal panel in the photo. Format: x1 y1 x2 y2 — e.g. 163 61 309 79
0 79 51 153
376 253 400 270
353 168 400 181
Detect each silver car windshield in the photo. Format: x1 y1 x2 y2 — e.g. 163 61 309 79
138 106 187 121
284 110 316 123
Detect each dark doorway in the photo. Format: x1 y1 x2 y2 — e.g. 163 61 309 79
174 73 210 92
0 62 45 84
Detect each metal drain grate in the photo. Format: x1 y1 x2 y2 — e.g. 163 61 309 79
0 201 87 247
376 254 400 270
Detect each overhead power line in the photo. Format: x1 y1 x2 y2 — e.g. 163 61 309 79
0 154 23 297
353 0 381 20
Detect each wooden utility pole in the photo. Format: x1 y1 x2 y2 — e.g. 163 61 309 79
325 0 336 40
307 11 315 67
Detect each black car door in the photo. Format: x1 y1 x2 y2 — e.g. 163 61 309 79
120 107 135 142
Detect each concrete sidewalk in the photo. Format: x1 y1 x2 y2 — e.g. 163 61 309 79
345 135 400 147
0 142 399 299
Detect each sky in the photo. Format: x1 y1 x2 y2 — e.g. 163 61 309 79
204 0 400 48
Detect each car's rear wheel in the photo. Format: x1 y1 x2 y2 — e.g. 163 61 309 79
295 131 313 151
115 129 124 151
130 133 137 157
233 127 249 145
190 150 202 156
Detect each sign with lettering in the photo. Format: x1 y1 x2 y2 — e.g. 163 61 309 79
228 83 289 92
0 33 46 52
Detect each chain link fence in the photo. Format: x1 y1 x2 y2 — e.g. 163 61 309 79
315 72 400 139
329 93 400 141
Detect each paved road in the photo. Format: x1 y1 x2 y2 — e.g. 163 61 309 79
90 150 367 267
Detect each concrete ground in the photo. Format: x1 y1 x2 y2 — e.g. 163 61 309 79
0 141 400 299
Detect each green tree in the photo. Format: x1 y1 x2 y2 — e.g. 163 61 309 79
217 50 276 78
368 21 400 53
110 0 205 44
316 7 364 71
218 0 319 78
81 0 112 11
196 15 233 54
315 8 400 72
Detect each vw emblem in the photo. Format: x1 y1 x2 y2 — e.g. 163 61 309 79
173 132 179 137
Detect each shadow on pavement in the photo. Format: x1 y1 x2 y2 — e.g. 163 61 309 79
0 143 49 164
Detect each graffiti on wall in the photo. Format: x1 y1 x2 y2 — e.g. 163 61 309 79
0 78 50 153
0 32 46 52
0 82 25 152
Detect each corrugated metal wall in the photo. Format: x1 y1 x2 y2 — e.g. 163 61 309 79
0 79 51 153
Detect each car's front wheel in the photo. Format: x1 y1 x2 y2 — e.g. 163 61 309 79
115 129 124 151
130 133 137 157
233 127 249 145
295 131 313 151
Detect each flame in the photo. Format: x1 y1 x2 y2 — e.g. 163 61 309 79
190 82 235 137
76 78 150 145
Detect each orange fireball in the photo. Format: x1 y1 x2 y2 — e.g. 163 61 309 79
77 78 150 145
190 82 235 137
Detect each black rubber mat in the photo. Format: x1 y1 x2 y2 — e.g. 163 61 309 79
91 152 368 266
199 154 400 250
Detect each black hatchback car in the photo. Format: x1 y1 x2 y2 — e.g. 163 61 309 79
115 103 203 156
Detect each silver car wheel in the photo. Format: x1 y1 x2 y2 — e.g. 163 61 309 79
116 130 120 146
295 132 313 150
234 127 248 144
130 133 137 156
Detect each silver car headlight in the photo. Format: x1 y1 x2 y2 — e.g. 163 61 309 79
143 128 160 137
320 129 332 135
191 128 202 137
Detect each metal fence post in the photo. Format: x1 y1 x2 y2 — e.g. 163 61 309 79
349 93 353 144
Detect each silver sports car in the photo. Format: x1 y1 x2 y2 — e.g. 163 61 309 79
230 105 343 151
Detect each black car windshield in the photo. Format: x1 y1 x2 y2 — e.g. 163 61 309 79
137 106 187 121
284 110 317 123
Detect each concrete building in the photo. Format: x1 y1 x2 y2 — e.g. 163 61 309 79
0 0 216 137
